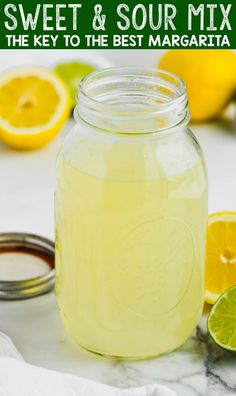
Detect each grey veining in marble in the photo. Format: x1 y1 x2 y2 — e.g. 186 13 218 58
100 323 236 396
197 326 236 396
94 304 236 396
0 294 235 396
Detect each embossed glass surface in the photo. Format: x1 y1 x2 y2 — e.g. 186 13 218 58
55 68 208 358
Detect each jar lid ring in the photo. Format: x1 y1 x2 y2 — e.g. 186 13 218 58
0 233 55 300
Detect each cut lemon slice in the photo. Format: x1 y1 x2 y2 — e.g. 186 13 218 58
205 212 236 304
0 66 71 149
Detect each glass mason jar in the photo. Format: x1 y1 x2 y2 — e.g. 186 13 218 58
55 68 208 359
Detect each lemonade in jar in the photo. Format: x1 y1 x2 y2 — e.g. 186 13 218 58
55 68 208 358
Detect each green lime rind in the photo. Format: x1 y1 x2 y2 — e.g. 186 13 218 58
54 61 96 109
208 285 236 352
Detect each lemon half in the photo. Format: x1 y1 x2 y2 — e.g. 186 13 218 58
0 66 71 149
205 212 236 305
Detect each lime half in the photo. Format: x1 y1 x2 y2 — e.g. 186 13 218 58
54 61 96 109
208 285 236 352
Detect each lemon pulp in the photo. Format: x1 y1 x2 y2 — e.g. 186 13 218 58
55 133 207 358
0 66 70 149
0 76 60 127
206 212 236 304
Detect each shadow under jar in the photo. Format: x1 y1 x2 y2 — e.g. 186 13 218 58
55 67 208 359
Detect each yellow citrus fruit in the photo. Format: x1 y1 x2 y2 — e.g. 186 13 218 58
159 50 236 122
205 212 236 305
0 66 71 149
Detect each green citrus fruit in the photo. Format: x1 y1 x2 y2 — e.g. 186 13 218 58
208 285 236 352
54 61 96 109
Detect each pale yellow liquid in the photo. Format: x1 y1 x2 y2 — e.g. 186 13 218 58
55 132 207 358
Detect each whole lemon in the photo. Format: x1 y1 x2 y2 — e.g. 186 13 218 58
159 50 236 122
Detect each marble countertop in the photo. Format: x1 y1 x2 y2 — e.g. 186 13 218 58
0 118 236 396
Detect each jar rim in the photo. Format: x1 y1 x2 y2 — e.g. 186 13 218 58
76 67 189 133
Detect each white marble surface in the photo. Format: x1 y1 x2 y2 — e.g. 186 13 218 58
0 118 236 396
0 50 236 396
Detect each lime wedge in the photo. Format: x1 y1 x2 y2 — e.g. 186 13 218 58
54 61 96 109
208 285 236 351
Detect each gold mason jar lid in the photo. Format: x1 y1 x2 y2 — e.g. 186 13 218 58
0 233 54 300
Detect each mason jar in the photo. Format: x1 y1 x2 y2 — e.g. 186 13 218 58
55 68 208 359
